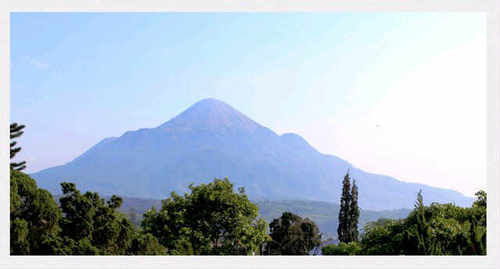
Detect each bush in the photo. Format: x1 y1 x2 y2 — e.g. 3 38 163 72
322 242 361 255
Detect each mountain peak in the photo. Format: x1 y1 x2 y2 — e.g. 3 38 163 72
158 98 261 133
193 97 228 106
32 97 473 210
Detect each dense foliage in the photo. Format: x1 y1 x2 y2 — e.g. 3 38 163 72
141 178 270 255
10 169 165 255
322 242 361 255
323 190 487 255
265 212 322 255
10 169 60 254
10 168 487 256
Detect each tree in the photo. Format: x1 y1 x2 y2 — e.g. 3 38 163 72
10 174 166 255
468 190 487 255
349 179 360 242
412 190 431 254
9 120 165 255
58 182 138 255
128 232 166 255
359 190 487 255
10 123 26 171
141 195 194 255
359 218 404 255
142 178 270 255
10 169 61 255
266 212 321 255
322 242 361 255
337 171 352 243
473 190 486 208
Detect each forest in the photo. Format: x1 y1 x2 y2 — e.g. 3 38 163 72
9 123 487 255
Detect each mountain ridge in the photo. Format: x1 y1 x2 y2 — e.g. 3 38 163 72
31 98 473 210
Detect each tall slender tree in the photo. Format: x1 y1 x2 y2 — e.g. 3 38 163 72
414 190 431 254
10 123 26 171
349 180 360 242
337 171 352 243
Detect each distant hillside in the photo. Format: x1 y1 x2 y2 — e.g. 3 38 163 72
116 197 411 239
32 98 472 210
254 200 411 239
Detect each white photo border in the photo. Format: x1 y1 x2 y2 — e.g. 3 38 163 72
0 1 498 268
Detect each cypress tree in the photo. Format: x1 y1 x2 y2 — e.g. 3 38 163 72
10 123 26 171
349 180 360 242
337 171 352 243
414 190 430 254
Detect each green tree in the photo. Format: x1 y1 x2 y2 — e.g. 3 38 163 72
266 212 321 255
359 218 404 255
337 171 352 243
142 178 270 255
349 179 360 242
141 195 194 255
473 190 486 208
9 121 164 256
10 169 61 255
322 241 361 255
58 182 139 255
10 123 26 171
128 232 167 255
412 190 431 254
468 190 486 255
359 190 487 255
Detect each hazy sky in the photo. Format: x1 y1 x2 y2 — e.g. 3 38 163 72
11 13 486 197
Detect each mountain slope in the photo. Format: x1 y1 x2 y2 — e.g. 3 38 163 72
31 98 472 210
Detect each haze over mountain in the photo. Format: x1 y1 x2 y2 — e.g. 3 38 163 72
32 98 472 210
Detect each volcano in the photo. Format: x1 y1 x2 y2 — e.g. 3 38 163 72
31 98 472 210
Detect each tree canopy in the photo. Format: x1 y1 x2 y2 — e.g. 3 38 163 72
10 170 165 255
266 211 322 255
141 178 270 255
10 169 60 254
358 190 487 255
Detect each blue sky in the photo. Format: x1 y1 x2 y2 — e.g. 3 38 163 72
10 12 486 196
